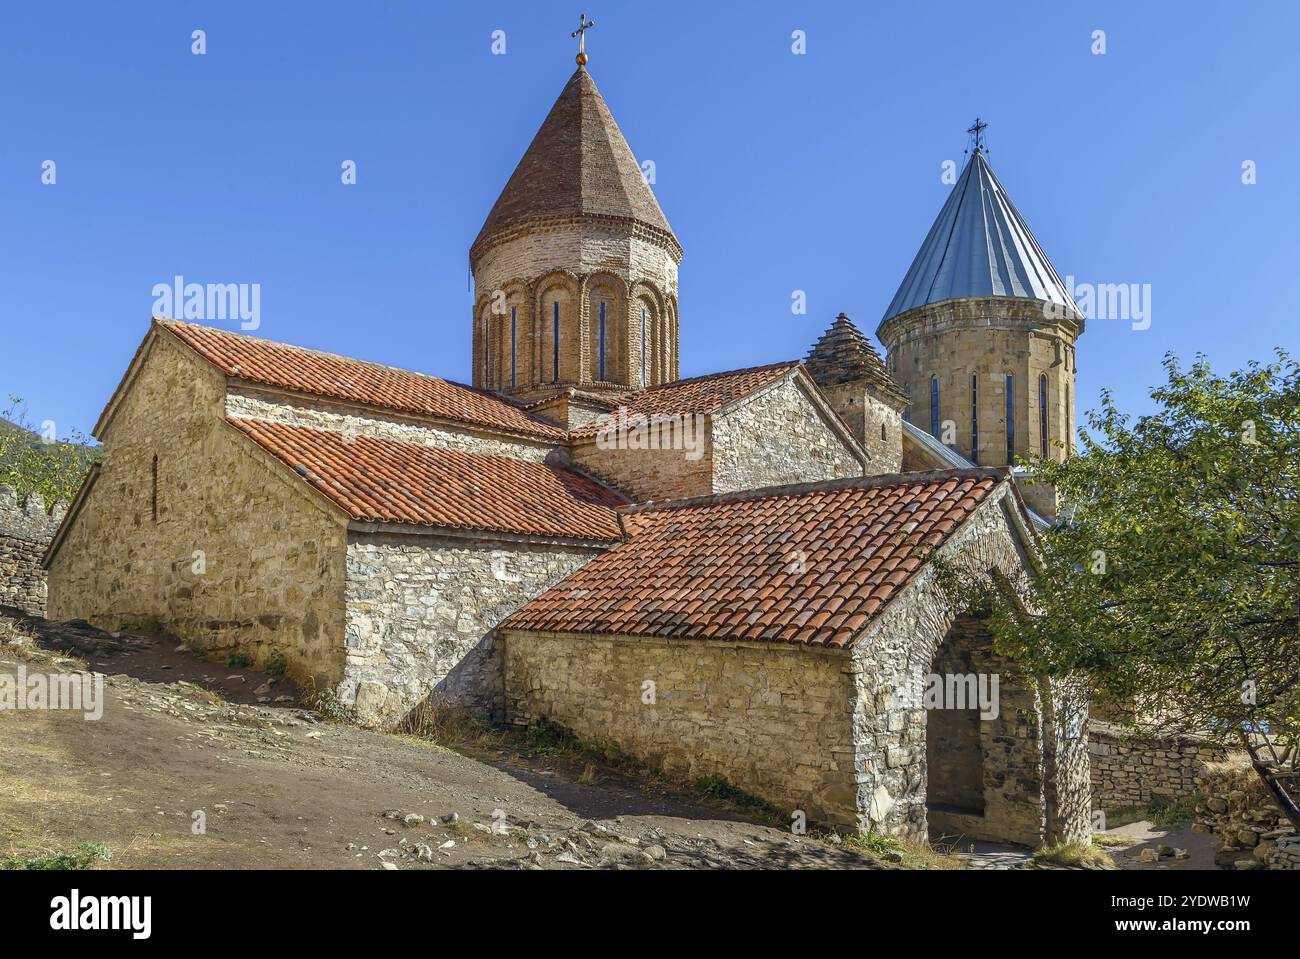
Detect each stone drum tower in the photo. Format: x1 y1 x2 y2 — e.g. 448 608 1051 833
876 133 1084 516
470 42 682 403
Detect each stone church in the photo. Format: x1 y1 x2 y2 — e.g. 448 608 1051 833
43 49 1089 846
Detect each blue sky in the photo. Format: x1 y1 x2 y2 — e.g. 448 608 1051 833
1 0 1296 438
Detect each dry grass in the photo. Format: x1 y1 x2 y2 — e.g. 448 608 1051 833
839 832 968 869
1034 840 1115 869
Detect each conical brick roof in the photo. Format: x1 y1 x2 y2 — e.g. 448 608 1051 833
472 67 676 258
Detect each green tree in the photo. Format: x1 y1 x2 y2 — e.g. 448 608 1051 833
0 396 98 512
965 352 1299 829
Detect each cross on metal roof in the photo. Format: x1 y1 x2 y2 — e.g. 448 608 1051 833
967 117 989 154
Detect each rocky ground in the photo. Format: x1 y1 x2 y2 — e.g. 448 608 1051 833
2 607 1234 872
0 608 896 870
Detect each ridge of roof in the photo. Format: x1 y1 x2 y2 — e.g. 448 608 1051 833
157 318 566 441
638 360 800 393
622 466 1011 514
567 361 803 440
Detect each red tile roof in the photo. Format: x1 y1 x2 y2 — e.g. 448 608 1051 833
228 418 627 542
569 362 801 439
161 319 565 441
502 469 1009 647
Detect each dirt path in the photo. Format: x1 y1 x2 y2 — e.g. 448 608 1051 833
0 617 882 870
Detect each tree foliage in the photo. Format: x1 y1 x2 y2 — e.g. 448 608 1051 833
0 396 99 512
970 351 1299 827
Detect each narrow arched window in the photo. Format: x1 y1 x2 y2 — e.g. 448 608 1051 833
929 376 940 438
552 301 560 383
1065 380 1072 455
598 301 607 382
640 304 648 387
881 423 887 442
1039 373 1048 457
510 306 517 390
902 383 911 423
151 454 159 522
970 373 979 464
1005 373 1015 463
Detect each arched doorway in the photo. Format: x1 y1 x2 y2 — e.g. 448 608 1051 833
923 613 1046 847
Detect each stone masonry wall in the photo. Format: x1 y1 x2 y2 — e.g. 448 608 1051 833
0 487 65 615
226 389 560 464
849 487 1090 846
504 630 860 826
818 382 903 474
343 531 601 726
46 333 350 690
570 432 713 504
472 225 680 392
711 376 864 494
880 297 1079 468
1089 722 1230 813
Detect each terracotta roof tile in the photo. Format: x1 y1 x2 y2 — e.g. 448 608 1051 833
502 469 1007 646
161 319 564 441
569 361 801 439
229 418 626 541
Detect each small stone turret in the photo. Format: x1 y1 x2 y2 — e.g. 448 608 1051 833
805 313 906 473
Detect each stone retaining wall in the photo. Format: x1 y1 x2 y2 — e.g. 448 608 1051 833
1088 722 1230 812
1194 759 1299 869
0 486 64 615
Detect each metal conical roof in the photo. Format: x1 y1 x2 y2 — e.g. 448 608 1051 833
880 151 1080 325
472 67 677 259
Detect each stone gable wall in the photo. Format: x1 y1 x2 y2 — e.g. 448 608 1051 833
569 433 713 503
226 389 560 464
711 376 864 494
343 531 601 726
503 629 859 825
46 334 350 690
0 487 65 615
